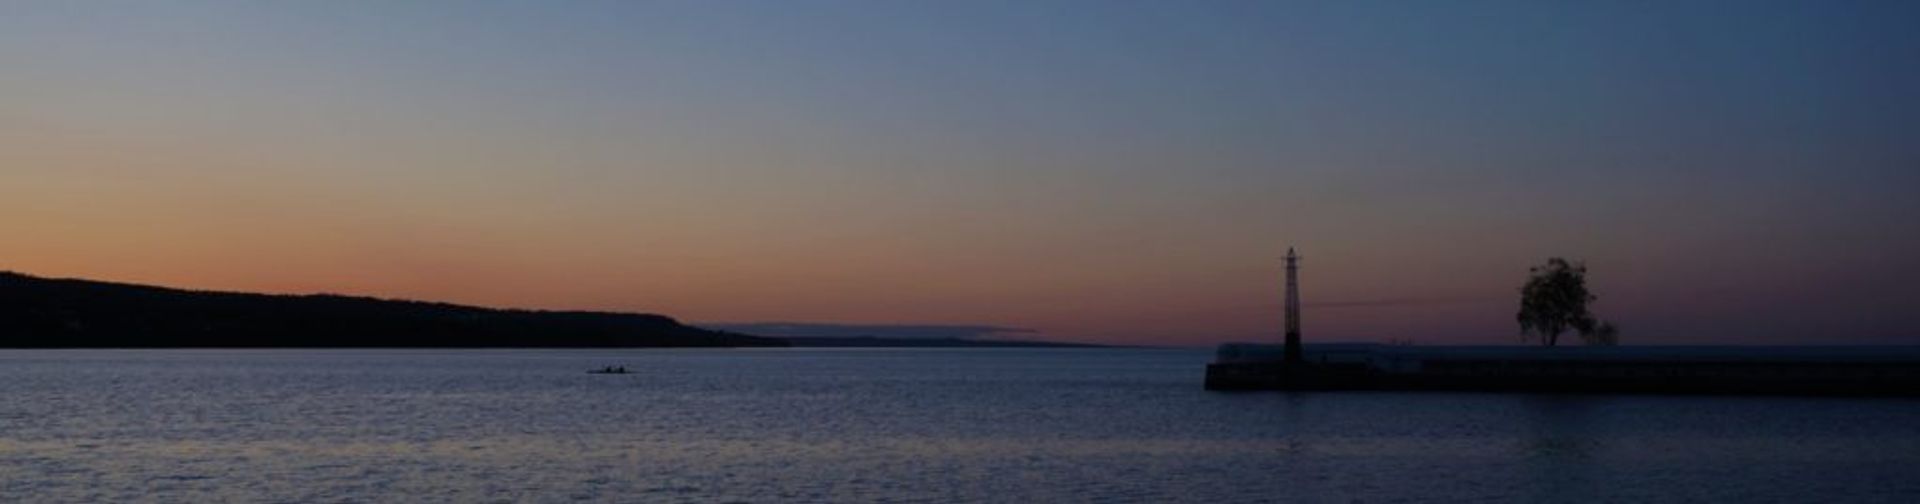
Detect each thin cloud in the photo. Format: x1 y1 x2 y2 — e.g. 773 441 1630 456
1188 297 1502 313
699 322 1036 340
1305 297 1504 310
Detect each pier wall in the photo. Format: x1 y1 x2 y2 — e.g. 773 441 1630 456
1205 345 1920 396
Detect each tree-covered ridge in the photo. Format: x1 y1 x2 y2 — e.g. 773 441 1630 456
0 271 785 348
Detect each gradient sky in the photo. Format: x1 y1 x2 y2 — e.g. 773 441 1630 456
3 1 1917 346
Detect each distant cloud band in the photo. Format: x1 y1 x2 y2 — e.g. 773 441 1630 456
699 322 1035 340
1305 297 1502 309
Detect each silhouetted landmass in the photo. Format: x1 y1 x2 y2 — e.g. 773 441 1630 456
0 271 785 348
782 336 1107 348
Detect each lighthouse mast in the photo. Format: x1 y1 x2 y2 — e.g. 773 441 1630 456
1284 247 1303 364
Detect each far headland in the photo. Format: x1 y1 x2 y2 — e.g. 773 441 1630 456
0 271 784 348
0 271 1091 349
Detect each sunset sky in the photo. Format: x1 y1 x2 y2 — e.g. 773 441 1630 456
3 1 1917 346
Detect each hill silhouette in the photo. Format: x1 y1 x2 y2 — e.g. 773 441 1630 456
0 271 784 348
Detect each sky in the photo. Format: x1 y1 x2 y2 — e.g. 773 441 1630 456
2 1 1917 346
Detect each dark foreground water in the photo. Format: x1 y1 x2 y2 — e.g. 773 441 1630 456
2 349 1918 503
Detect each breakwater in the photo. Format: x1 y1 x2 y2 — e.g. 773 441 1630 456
1206 344 1920 396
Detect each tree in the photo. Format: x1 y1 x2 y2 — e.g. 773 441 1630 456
1587 320 1619 346
1516 258 1618 346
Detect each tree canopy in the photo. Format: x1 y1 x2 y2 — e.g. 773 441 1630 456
1517 258 1618 346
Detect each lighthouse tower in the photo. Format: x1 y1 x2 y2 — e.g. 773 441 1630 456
1284 247 1303 364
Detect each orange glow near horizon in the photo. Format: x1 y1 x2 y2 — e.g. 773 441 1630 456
5 2 1917 345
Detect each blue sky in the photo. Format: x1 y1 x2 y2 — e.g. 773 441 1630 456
3 1 1917 344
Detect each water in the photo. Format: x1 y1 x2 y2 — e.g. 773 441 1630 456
2 348 1918 503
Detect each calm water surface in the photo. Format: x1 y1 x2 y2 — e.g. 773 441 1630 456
2 348 1918 502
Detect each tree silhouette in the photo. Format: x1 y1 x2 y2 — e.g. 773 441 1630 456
1517 258 1617 346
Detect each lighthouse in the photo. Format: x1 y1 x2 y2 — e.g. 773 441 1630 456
1284 247 1303 364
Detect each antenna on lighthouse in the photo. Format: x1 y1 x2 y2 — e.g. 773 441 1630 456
1284 247 1303 365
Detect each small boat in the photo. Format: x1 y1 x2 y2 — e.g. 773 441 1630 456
587 366 630 374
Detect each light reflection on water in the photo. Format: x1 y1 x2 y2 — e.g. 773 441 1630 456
2 348 1919 502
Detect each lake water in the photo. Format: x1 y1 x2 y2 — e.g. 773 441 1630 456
2 348 1918 502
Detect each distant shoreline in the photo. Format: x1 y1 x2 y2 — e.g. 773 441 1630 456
0 270 1123 350
0 271 785 348
0 344 1125 350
